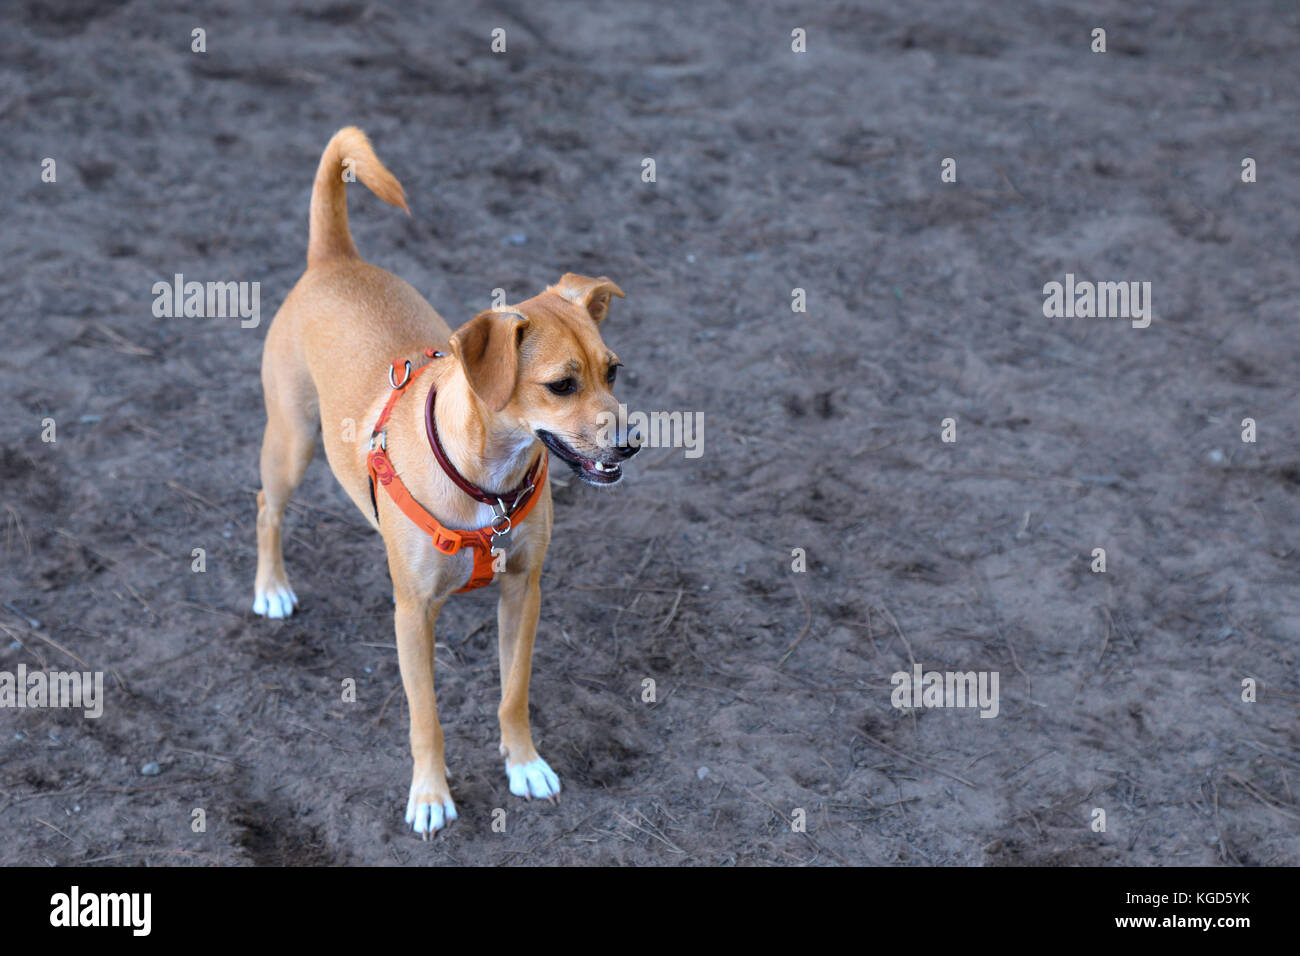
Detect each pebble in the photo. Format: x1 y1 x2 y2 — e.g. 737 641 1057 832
140 761 161 776
697 766 710 780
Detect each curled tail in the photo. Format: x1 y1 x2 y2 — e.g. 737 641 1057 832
307 127 409 267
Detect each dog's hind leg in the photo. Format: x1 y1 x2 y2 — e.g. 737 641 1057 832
253 361 317 619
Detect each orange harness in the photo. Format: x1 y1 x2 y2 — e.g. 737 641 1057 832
365 350 547 593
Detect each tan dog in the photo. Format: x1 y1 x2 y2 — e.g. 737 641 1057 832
253 127 640 836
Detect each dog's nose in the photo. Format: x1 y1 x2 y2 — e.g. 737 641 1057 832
617 425 643 459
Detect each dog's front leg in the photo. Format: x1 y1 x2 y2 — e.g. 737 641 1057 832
497 566 561 800
395 594 457 836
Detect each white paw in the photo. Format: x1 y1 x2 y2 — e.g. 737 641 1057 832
507 757 561 800
406 785 457 838
253 585 298 619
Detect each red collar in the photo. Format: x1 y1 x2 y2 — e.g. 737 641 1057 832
423 355 543 510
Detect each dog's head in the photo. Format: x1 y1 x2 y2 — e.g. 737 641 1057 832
447 273 641 486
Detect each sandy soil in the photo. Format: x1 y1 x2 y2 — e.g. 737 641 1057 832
1 0 1298 865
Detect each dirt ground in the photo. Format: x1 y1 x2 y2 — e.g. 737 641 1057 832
1 0 1297 866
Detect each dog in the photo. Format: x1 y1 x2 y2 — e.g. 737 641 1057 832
252 127 640 836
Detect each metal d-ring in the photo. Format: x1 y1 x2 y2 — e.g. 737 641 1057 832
490 497 514 537
389 360 412 390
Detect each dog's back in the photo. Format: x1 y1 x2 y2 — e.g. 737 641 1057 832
256 129 457 565
260 130 454 493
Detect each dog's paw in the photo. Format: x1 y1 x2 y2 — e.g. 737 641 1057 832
406 779 457 839
253 584 298 619
506 757 561 801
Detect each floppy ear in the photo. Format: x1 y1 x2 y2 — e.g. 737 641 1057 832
448 310 530 412
548 273 625 324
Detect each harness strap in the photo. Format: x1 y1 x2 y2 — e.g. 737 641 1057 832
365 352 547 593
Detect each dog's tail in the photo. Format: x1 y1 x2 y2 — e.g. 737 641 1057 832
307 127 409 267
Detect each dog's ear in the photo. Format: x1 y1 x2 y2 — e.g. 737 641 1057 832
448 310 530 412
548 273 625 324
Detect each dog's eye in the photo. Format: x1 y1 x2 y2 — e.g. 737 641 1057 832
606 363 620 385
547 378 576 395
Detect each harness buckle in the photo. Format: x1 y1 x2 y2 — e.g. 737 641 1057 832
432 530 460 555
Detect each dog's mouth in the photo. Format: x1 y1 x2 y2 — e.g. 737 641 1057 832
536 430 622 485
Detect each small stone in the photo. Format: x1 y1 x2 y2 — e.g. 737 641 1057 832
140 762 161 776
697 766 710 780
